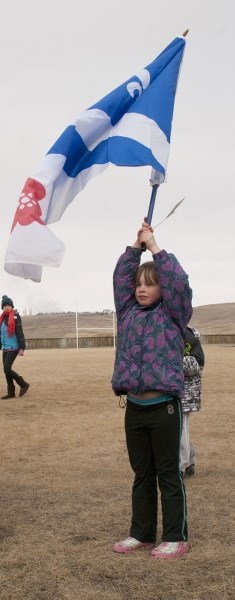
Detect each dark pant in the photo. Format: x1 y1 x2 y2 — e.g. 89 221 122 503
125 398 188 543
2 350 21 386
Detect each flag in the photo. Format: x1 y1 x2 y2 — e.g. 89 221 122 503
4 35 186 282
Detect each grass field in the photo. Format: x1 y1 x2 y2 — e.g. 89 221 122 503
0 346 234 600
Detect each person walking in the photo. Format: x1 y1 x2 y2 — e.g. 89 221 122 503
0 295 29 399
180 326 205 478
112 220 192 559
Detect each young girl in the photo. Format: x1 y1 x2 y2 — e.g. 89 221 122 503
112 220 192 559
0 295 29 399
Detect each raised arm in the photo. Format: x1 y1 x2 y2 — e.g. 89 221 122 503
113 221 156 317
139 222 192 331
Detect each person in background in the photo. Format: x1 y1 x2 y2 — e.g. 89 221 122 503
180 326 205 478
0 295 29 399
112 220 192 560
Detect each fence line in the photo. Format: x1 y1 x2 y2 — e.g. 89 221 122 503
25 334 235 350
25 337 114 349
200 334 235 345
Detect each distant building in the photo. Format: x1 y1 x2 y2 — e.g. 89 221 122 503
23 307 33 316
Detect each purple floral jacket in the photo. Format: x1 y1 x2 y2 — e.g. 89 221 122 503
112 246 193 399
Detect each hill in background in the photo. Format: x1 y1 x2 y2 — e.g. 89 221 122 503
189 303 235 334
21 303 235 338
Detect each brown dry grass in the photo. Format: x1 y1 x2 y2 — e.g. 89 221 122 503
22 313 116 339
0 345 234 600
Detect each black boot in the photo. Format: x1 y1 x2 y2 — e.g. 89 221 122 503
1 384 16 399
18 377 30 397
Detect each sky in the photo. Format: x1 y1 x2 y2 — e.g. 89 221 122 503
1 0 234 314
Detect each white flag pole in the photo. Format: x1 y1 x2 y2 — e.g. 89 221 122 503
75 299 78 349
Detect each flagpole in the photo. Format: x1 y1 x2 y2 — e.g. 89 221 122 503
146 184 159 225
75 299 78 349
141 183 159 252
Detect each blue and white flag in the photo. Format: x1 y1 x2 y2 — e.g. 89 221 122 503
5 35 186 282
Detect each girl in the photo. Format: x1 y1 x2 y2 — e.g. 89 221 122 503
0 295 29 399
112 221 192 559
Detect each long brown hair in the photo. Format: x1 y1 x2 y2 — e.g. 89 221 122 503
135 262 159 286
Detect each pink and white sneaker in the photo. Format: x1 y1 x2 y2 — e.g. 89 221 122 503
151 541 189 559
113 536 155 554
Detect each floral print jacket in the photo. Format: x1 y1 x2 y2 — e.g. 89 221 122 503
112 246 193 399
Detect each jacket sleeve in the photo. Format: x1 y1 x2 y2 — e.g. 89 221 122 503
183 355 200 378
153 250 193 333
184 328 205 367
15 314 26 350
190 337 205 367
113 246 142 319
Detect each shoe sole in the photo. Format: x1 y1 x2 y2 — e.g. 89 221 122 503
113 543 154 554
151 546 189 559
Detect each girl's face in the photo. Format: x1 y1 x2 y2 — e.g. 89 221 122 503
135 272 162 307
3 305 13 312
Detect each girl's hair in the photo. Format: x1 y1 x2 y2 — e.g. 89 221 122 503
135 261 159 286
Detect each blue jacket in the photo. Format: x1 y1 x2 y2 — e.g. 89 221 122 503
0 311 26 351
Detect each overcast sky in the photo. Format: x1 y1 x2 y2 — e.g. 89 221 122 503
1 0 234 314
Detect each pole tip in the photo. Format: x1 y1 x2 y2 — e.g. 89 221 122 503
182 29 189 37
